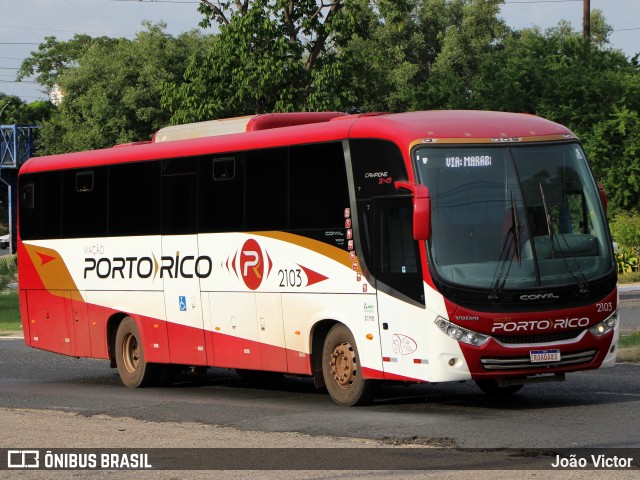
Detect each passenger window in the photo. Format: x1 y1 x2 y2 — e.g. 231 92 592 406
289 142 349 230
19 172 62 240
62 168 108 238
245 148 288 231
199 154 245 233
109 161 161 236
162 157 198 235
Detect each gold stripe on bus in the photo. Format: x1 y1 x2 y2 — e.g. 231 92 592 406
254 231 359 272
409 134 576 149
24 244 84 302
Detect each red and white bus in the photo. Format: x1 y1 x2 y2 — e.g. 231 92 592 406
17 111 619 406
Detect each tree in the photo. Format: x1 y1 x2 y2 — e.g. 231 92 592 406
33 23 212 154
0 94 54 125
17 35 118 90
411 0 510 109
344 0 509 112
610 211 640 248
162 0 396 121
582 106 640 213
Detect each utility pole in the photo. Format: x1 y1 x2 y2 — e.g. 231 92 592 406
583 0 591 42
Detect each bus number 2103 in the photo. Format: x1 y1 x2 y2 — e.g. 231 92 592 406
279 269 303 288
596 302 613 312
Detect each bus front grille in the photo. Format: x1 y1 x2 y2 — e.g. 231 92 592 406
480 349 597 371
493 330 583 345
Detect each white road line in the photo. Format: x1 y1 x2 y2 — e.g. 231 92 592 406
594 391 640 397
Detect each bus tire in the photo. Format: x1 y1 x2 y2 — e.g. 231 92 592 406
475 379 523 396
115 317 160 388
322 323 376 406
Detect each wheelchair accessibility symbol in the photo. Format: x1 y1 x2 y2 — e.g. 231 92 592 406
179 296 187 312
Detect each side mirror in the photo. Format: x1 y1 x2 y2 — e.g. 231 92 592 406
395 181 431 241
597 182 608 212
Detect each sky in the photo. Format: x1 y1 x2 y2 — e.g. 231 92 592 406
1 0 639 103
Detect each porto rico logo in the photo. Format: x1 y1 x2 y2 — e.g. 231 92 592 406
240 239 266 290
222 238 273 291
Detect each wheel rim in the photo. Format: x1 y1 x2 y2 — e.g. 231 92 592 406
122 332 140 374
329 340 357 390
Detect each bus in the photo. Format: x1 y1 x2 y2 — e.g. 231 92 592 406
17 110 619 406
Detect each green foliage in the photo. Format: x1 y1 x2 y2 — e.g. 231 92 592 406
34 23 211 153
615 247 639 274
0 290 20 333
610 212 640 248
163 0 386 120
619 332 640 349
614 213 640 279
618 271 640 284
0 94 54 125
618 333 640 363
163 7 307 122
0 255 17 292
618 332 640 364
17 34 118 90
582 107 640 212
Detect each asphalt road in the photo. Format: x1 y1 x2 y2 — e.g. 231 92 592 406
620 286 640 334
0 337 639 450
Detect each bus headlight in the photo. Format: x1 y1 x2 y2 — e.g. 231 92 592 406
588 311 618 337
434 316 490 346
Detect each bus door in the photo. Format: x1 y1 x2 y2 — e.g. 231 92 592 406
161 236 208 366
161 157 208 366
368 197 426 376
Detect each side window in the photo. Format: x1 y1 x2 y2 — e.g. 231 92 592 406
289 142 349 230
19 172 62 240
62 168 108 238
109 161 161 236
245 148 288 231
375 198 424 305
162 157 198 235
349 139 408 200
199 153 245 233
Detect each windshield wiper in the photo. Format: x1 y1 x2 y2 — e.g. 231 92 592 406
511 190 522 266
488 191 522 302
539 183 555 258
538 183 589 297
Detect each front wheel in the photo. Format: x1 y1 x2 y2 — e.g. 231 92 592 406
322 324 377 406
115 317 161 387
475 379 523 396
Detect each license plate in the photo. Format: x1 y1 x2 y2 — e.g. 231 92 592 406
530 349 561 363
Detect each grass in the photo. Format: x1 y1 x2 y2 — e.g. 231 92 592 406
0 290 21 333
618 271 640 284
617 332 640 363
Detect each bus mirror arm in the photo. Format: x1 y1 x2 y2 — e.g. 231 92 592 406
395 181 431 241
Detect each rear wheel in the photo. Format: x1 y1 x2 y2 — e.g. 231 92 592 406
322 324 376 406
115 317 161 387
475 379 523 396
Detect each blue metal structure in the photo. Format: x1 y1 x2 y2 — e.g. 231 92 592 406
0 124 38 168
0 124 38 252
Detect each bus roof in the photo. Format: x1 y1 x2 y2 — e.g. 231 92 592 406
20 111 575 174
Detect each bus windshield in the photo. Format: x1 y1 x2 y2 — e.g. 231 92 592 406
414 143 614 291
